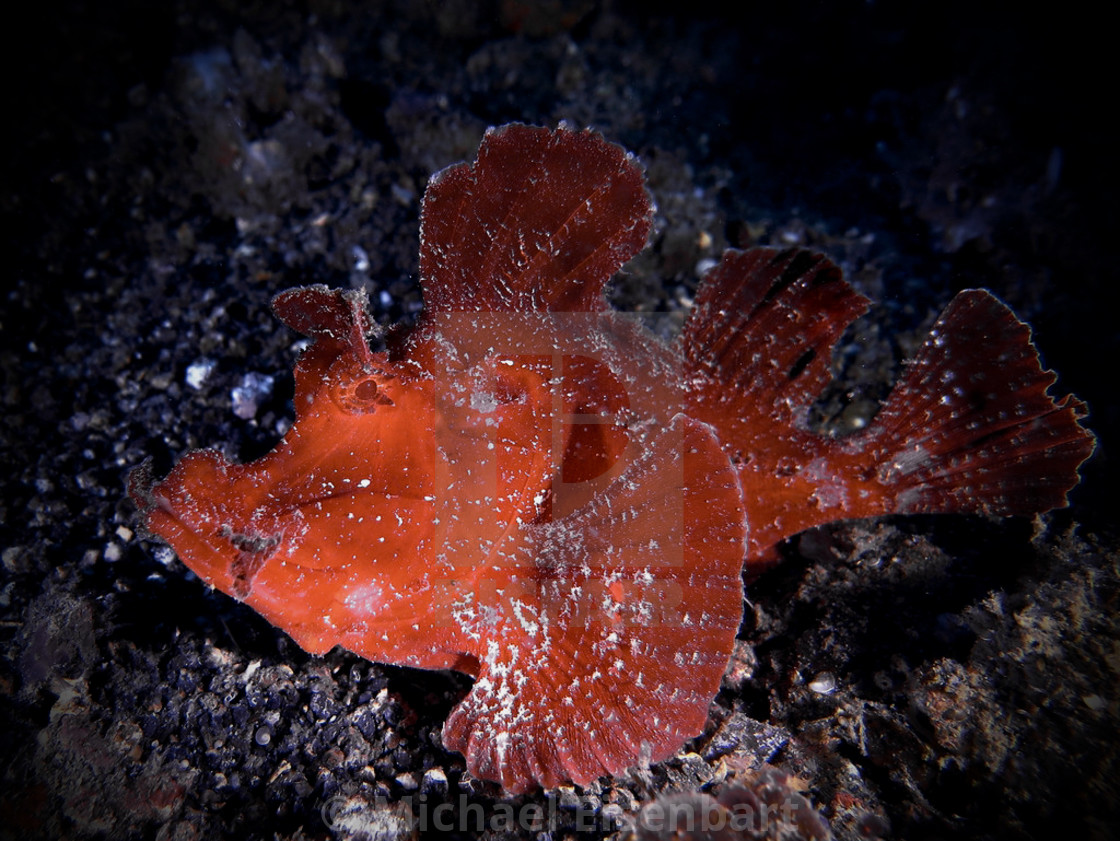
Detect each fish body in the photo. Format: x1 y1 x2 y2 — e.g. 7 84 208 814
131 124 1094 793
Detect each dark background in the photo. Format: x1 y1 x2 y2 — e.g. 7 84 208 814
1 2 1116 839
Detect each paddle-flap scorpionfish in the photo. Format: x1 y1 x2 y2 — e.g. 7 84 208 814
131 124 1095 792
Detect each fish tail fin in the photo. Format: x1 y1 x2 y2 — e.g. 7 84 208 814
855 289 1096 518
681 247 1095 566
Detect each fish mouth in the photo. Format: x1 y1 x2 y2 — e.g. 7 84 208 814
130 452 470 664
129 449 437 600
129 452 297 599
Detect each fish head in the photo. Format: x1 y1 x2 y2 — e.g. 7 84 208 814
129 290 481 668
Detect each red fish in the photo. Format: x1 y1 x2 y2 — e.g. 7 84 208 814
130 124 1094 793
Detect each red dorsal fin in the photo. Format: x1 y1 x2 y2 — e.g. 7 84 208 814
441 414 745 793
418 124 653 313
680 247 870 428
272 284 377 347
682 247 1095 566
271 285 381 406
858 289 1096 516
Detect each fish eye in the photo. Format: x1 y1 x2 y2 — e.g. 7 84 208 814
327 356 397 414
332 374 395 414
353 379 382 402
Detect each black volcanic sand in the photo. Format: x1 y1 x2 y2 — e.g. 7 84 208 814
1 2 1116 840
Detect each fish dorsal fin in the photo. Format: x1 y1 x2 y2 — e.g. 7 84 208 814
679 249 1096 566
680 247 870 427
272 284 376 346
271 285 381 407
441 414 745 793
419 124 653 313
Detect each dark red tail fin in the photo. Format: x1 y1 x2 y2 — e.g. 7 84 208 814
852 288 1094 517
681 247 1096 568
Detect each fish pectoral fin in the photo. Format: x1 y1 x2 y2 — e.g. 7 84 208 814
442 415 746 793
